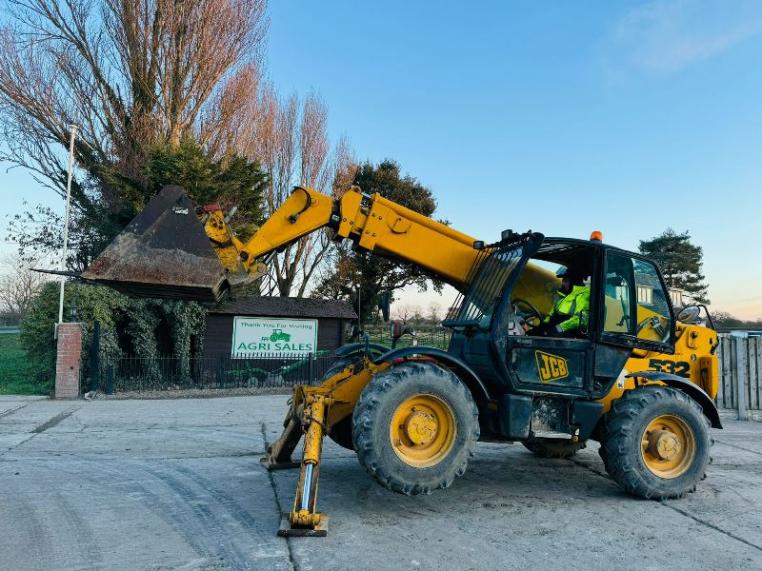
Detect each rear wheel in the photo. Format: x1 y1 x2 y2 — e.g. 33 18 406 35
523 439 585 459
601 386 710 499
352 362 479 495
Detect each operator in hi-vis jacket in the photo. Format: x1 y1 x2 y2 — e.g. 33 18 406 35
530 266 590 337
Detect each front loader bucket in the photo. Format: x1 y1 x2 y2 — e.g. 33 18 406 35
82 186 231 303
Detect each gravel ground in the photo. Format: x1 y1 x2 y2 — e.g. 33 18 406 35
1 394 761 571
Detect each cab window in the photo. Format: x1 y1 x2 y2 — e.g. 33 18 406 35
449 244 525 328
633 259 673 344
603 253 673 346
603 253 635 335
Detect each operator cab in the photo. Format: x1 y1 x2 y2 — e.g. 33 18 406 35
443 232 676 400
505 235 676 398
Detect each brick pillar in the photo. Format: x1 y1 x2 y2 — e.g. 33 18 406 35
55 323 82 399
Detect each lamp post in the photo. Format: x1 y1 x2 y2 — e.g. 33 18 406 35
57 124 78 327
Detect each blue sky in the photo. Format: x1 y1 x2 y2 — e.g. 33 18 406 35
2 0 761 318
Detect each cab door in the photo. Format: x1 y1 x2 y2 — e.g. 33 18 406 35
598 251 675 354
503 248 598 397
591 250 677 397
506 335 594 396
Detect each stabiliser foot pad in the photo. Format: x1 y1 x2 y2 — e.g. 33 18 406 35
260 457 301 471
277 513 328 537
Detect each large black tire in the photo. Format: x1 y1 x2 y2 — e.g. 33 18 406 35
600 386 711 499
352 362 479 495
523 439 585 459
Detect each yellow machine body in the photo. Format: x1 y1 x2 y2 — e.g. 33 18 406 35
84 184 720 535
227 186 718 534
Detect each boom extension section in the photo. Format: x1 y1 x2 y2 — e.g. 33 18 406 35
83 185 485 301
237 186 484 289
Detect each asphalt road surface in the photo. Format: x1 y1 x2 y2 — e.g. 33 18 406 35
1 394 761 571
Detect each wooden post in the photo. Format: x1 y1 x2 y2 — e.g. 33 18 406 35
735 336 748 421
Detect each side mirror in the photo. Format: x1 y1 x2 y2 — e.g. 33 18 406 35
676 305 702 324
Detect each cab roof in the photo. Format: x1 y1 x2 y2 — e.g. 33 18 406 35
535 236 645 268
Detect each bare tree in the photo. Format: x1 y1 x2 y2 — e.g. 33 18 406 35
427 301 442 324
392 303 422 323
0 255 47 315
0 1 352 297
236 90 356 297
0 0 268 207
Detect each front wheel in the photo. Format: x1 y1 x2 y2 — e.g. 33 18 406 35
601 386 711 499
352 362 479 495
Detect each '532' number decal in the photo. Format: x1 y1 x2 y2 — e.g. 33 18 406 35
648 359 690 378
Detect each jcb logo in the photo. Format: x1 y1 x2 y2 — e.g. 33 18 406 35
535 351 569 383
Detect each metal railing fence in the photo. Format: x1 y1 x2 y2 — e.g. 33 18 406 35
95 351 338 393
363 327 451 350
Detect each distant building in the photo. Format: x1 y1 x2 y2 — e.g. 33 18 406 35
202 297 357 360
635 285 684 308
668 288 685 308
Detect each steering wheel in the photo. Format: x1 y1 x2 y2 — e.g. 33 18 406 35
637 315 670 344
512 298 543 328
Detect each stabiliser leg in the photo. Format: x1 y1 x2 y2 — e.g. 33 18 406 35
277 393 331 537
261 399 303 470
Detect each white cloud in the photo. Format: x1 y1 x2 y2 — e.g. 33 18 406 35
608 0 762 74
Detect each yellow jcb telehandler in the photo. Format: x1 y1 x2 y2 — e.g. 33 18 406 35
83 185 721 536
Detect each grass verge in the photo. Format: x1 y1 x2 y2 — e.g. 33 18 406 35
0 333 48 395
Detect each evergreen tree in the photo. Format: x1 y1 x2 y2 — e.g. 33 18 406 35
146 139 268 241
638 229 709 303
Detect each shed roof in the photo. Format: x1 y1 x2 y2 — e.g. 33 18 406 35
209 296 357 319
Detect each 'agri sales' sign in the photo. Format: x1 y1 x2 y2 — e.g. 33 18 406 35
232 317 318 357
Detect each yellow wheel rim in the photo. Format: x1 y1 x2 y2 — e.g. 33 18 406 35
389 394 457 468
640 414 696 479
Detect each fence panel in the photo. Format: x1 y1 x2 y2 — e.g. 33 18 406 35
717 336 726 408
717 335 762 416
718 336 732 409
749 337 762 410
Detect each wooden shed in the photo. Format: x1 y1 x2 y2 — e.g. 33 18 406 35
202 297 357 359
